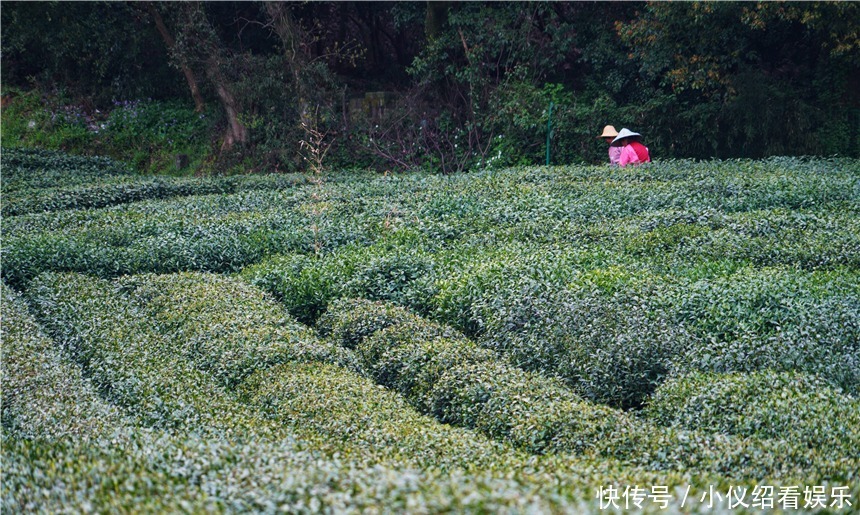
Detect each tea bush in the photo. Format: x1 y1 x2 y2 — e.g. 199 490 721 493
120 271 362 385
1 147 133 193
2 172 312 217
317 298 464 349
240 361 521 472
2 193 311 288
644 370 860 464
1 283 128 440
477 278 697 409
5 278 694 514
668 267 860 395
239 253 338 325
243 244 437 317
25 272 270 432
5 149 860 509
320 298 855 482
2 182 395 289
4 431 676 514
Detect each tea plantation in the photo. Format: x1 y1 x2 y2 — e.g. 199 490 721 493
2 147 859 513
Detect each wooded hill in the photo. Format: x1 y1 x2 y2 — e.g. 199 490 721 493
2 2 858 173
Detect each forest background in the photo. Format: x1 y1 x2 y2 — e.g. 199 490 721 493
2 1 859 175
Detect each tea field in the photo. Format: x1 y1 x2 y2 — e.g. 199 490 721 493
2 147 859 513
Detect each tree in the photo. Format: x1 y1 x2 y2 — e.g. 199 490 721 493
1 1 183 105
152 2 248 151
144 2 206 113
617 1 860 157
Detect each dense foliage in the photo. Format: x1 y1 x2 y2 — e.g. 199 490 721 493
2 2 858 173
2 149 859 511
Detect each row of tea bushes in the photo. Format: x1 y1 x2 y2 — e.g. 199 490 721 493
643 370 860 463
6 432 641 513
1 186 390 289
25 272 274 434
240 244 443 325
474 265 860 407
3 154 857 294
6 273 694 512
1 204 311 289
119 272 362 387
1 147 134 193
118 271 707 492
475 275 692 410
318 298 855 482
241 235 859 408
1 283 129 440
1 173 312 217
616 205 860 271
238 359 687 493
668 267 860 393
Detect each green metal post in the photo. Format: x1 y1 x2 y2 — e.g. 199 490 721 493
546 102 554 166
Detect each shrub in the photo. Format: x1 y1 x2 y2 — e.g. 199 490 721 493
320 298 853 481
240 253 337 325
644 370 860 464
1 282 128 440
25 272 269 432
669 267 860 395
238 361 523 473
463 267 695 409
242 244 439 325
2 190 320 288
2 173 312 217
120 272 361 386
100 99 213 170
318 297 465 350
1 147 133 194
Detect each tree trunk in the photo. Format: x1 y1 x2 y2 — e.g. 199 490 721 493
425 1 451 40
264 2 310 123
181 2 248 151
146 3 206 112
206 60 247 149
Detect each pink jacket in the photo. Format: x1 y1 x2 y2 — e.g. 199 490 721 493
609 146 622 166
618 142 650 166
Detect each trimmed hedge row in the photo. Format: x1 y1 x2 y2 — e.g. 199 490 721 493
2 173 313 217
618 206 860 271
1 186 387 289
242 245 441 326
4 432 644 514
477 278 694 409
241 361 520 472
25 272 271 433
1 283 128 440
644 370 860 462
669 267 860 395
120 271 362 386
1 147 133 193
318 298 857 482
446 262 860 406
6 275 699 513
245 233 858 409
4 154 858 301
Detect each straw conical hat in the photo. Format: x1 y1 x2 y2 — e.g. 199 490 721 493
598 125 619 138
611 128 642 146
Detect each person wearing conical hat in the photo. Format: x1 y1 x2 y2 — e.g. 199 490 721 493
598 125 622 166
611 128 651 167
